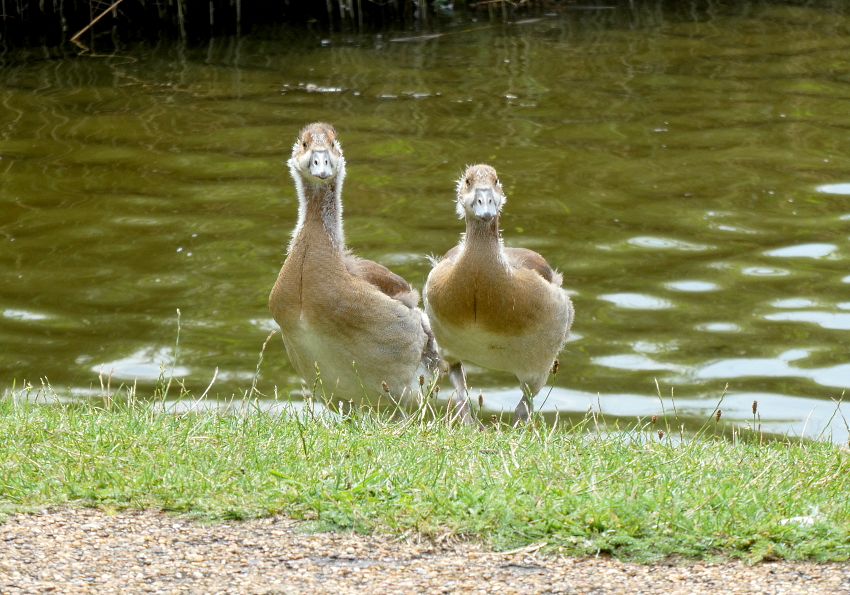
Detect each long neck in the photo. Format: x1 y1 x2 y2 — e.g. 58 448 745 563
460 215 505 268
288 163 346 253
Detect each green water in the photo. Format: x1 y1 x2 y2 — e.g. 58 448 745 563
3 3 850 439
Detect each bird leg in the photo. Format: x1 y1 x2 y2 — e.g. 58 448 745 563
446 361 480 427
512 385 534 427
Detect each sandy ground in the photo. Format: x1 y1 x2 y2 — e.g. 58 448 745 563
1 508 849 594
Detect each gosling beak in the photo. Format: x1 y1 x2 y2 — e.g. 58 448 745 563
309 150 333 179
472 188 498 221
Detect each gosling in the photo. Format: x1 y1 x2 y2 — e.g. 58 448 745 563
269 122 440 411
424 164 574 426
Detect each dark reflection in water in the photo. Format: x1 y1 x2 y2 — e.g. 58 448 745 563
3 3 850 440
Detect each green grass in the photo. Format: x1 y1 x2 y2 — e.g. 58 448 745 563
2 384 850 563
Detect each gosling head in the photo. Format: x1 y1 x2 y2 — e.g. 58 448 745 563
289 122 344 186
455 164 505 222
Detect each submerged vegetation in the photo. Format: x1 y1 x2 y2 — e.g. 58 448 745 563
2 380 850 563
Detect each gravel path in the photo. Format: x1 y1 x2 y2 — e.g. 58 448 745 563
1 508 849 594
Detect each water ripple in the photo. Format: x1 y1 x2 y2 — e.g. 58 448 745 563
593 354 685 372
816 183 850 195
764 243 837 258
771 298 818 308
599 293 673 309
478 388 849 443
665 280 719 292
627 236 710 251
696 322 741 332
741 266 789 277
92 347 189 381
692 349 850 390
764 311 850 330
3 309 48 321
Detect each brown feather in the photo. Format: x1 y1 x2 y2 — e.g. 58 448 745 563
441 245 461 264
345 256 419 308
504 247 555 283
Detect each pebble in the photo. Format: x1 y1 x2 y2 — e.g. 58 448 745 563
0 508 848 594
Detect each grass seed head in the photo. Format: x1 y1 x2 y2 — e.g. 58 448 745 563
551 359 560 375
381 381 390 393
651 414 658 424
418 375 425 387
433 385 440 394
752 400 758 415
478 394 483 408
716 409 722 421
658 429 664 439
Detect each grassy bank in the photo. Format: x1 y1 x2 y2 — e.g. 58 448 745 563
2 389 849 563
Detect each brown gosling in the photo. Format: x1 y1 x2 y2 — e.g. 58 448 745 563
424 164 574 426
269 122 441 412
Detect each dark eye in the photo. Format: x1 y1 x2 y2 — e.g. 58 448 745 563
495 178 500 185
302 141 308 149
465 179 471 187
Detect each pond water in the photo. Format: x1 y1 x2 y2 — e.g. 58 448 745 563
3 2 850 440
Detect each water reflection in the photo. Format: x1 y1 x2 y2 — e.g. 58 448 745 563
765 311 850 330
599 293 674 310
690 349 850 392
665 281 718 292
626 237 710 251
92 348 190 381
481 387 850 444
696 323 741 333
817 183 850 195
765 243 838 259
771 298 819 308
740 267 790 277
593 354 685 372
3 309 48 321
2 2 850 440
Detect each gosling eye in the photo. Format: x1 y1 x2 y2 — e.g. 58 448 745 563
302 141 308 149
495 178 500 186
465 178 472 187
